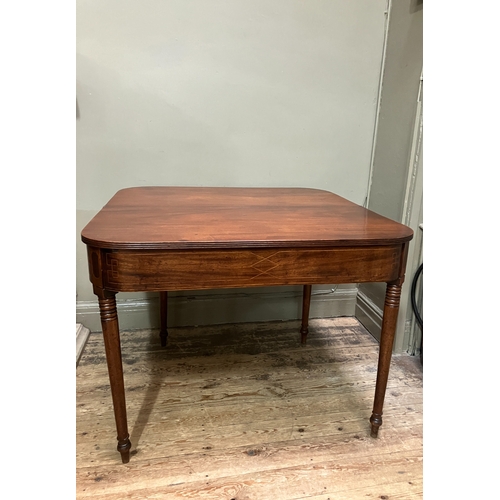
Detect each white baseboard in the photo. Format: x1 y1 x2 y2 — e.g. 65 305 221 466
354 290 383 343
76 287 358 333
76 323 91 366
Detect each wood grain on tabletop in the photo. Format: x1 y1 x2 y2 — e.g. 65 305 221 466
81 187 414 250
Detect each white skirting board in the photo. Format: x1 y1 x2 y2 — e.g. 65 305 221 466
76 323 91 366
354 290 383 342
76 287 358 333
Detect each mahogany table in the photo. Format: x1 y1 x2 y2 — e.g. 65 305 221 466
81 186 413 464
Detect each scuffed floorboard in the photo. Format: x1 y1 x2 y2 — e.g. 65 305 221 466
77 317 423 499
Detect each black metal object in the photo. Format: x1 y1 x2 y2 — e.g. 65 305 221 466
410 263 423 363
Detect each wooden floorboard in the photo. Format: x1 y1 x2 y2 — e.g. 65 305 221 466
76 317 423 499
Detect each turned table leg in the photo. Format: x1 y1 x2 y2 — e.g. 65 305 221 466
370 282 402 438
300 285 312 344
159 291 168 347
95 288 132 463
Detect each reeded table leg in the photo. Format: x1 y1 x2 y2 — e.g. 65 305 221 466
370 283 402 438
95 288 132 463
300 285 312 344
159 291 168 347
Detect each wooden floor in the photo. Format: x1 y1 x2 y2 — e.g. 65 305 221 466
76 317 423 499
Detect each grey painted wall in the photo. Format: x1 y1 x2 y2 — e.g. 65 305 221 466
366 0 423 221
76 0 389 330
357 0 423 352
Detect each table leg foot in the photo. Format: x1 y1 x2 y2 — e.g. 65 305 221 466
300 285 312 344
118 438 132 463
160 330 168 347
160 291 168 347
370 413 382 437
300 326 308 344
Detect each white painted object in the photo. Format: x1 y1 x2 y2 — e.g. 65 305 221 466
76 323 90 366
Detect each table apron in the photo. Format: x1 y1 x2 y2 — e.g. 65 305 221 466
89 246 403 292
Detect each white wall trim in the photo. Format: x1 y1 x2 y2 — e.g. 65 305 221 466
77 287 358 333
76 323 91 366
355 290 383 343
365 0 392 208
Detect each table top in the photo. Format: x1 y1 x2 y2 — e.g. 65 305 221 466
81 187 413 250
